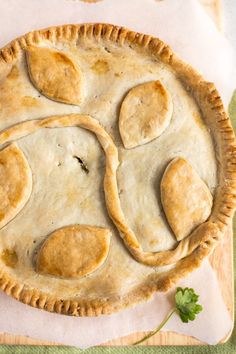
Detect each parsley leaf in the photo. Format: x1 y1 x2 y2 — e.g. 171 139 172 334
175 287 203 323
133 287 203 345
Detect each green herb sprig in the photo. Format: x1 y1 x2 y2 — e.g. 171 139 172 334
133 287 203 345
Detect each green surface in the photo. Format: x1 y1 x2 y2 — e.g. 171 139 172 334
0 92 236 353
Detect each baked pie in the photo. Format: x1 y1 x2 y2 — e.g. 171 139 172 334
0 24 235 316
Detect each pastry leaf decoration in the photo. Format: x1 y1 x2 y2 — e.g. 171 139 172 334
36 225 111 279
26 46 83 105
161 157 213 241
119 80 173 149
0 143 32 230
133 287 203 345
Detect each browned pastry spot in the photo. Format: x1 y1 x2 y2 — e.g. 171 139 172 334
0 66 42 121
21 96 41 108
36 225 111 279
91 60 109 74
161 157 213 240
7 65 19 80
26 46 83 105
193 112 207 130
1 249 18 268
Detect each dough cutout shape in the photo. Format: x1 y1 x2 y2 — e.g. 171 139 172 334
36 225 111 279
0 143 32 230
26 46 83 105
161 157 213 240
119 80 173 149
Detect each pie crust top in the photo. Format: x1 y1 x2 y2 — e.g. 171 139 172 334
0 24 235 316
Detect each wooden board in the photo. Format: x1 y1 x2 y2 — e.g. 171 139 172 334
105 225 233 346
0 0 231 347
199 0 222 30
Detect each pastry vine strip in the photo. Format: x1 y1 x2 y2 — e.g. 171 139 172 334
0 114 222 266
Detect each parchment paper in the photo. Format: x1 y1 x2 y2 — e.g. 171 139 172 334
0 0 234 348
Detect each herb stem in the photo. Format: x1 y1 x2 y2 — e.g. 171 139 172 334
133 308 177 345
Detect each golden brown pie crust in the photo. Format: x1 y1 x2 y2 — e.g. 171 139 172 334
0 24 235 316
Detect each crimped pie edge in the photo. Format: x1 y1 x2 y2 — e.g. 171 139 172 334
0 23 235 316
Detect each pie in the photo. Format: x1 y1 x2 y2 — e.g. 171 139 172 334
0 24 235 316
